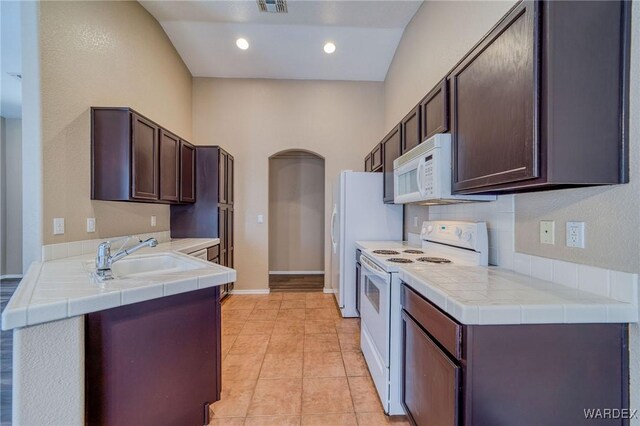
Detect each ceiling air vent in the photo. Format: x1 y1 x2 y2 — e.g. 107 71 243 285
257 0 288 13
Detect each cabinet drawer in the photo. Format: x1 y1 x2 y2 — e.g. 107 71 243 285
207 245 220 262
401 284 461 360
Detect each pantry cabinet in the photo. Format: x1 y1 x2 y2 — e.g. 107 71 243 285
450 0 630 193
382 125 401 203
92 107 195 204
400 105 420 154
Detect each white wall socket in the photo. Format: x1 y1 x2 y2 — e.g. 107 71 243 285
539 220 555 244
53 218 65 235
566 221 585 248
257 214 264 224
87 218 96 233
151 215 157 227
413 216 418 227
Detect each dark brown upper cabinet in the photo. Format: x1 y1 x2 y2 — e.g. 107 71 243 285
159 130 180 203
401 105 421 154
227 155 234 205
371 144 383 172
382 125 402 204
364 153 372 172
131 114 160 201
218 150 228 204
420 78 449 141
92 107 196 204
179 140 196 203
450 0 630 194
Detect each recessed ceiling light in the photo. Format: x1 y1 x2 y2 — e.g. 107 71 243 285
323 42 336 54
236 38 249 50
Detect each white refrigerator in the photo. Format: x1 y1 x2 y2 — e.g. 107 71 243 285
330 171 403 317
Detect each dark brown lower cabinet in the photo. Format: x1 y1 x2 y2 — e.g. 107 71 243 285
86 287 221 426
401 284 629 426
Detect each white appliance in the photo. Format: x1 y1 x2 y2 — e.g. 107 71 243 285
330 171 403 317
359 220 488 415
394 133 496 204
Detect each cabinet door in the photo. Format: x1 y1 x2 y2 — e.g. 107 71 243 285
382 125 401 203
402 311 459 426
371 144 383 172
401 105 421 154
420 79 449 141
179 141 196 203
218 207 228 266
450 1 539 192
227 209 234 268
218 151 228 204
364 154 372 172
227 155 234 205
131 114 159 201
159 130 180 203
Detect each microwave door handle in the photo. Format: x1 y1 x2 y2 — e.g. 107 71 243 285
417 159 426 196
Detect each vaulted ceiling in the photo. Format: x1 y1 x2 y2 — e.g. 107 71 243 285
140 0 422 81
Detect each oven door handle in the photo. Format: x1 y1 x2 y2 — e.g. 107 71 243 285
360 255 389 280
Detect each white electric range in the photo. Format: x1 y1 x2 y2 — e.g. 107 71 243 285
356 220 488 415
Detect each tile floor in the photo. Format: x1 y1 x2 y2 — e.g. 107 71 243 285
211 292 409 426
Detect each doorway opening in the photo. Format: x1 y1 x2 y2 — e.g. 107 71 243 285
268 150 325 292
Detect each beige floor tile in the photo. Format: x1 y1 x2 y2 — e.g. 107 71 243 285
265 293 284 301
260 353 303 379
303 352 346 378
355 413 410 425
273 319 306 335
338 333 360 352
277 309 307 320
249 309 280 321
305 298 336 309
225 299 258 311
222 354 264 381
267 334 305 354
304 320 336 334
335 318 361 334
244 415 300 426
306 308 339 320
301 413 358 426
222 335 237 358
208 417 245 426
302 377 354 414
255 300 282 310
283 293 308 300
348 376 383 413
240 320 275 336
341 351 368 377
210 380 256 418
305 293 333 301
222 309 253 322
281 300 306 310
223 320 246 336
304 334 341 352
247 378 303 416
229 334 270 355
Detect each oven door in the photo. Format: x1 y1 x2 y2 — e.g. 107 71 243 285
394 156 427 204
359 255 391 365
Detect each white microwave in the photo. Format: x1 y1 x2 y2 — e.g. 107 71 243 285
393 134 495 205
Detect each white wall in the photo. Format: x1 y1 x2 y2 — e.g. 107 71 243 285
386 0 640 417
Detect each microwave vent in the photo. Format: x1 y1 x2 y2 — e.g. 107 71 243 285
394 136 438 169
257 0 288 13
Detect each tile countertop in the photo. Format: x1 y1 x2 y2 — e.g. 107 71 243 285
1 238 234 331
398 264 638 325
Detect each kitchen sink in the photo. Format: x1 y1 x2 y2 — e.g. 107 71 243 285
87 253 206 280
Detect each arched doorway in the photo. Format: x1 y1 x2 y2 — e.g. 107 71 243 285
268 150 325 292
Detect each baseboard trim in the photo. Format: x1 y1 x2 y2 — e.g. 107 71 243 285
269 271 325 275
231 289 271 295
0 274 23 280
323 288 337 294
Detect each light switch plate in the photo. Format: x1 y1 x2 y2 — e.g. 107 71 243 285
53 218 65 235
151 215 157 227
566 221 585 248
539 220 555 244
413 216 418 227
257 214 264 224
87 218 96 233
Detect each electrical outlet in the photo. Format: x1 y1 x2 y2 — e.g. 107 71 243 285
257 214 264 224
566 221 585 248
87 218 96 233
151 215 157 227
413 216 418 227
539 221 555 244
53 218 65 235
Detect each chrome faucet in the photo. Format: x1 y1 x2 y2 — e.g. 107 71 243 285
95 236 158 279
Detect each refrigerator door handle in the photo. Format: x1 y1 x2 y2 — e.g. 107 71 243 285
330 205 338 253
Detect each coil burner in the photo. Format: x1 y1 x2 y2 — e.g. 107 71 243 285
417 257 452 264
387 258 414 264
372 250 401 255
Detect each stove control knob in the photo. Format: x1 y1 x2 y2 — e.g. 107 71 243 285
462 232 472 242
454 227 462 237
426 225 434 234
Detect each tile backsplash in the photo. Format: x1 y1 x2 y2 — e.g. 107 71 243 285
41 231 172 262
